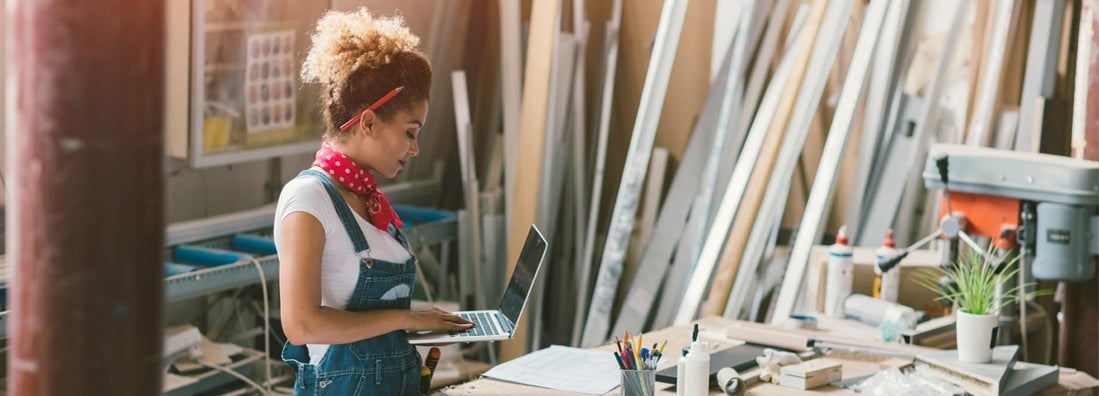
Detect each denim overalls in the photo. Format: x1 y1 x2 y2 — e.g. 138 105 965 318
282 169 422 395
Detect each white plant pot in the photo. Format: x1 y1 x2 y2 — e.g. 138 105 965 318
956 310 998 363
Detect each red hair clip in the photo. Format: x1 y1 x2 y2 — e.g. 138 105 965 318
339 86 404 131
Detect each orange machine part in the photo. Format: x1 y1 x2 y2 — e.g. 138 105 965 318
940 192 1020 242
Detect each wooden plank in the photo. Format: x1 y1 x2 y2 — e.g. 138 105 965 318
470 2 503 189
1073 2 1094 159
564 1 590 348
626 18 750 333
505 0 560 361
572 0 622 346
967 1 993 133
1016 0 1066 152
450 71 497 362
1059 0 1099 378
711 0 745 82
723 0 859 319
674 0 830 325
499 0 522 218
844 0 914 241
699 0 832 319
659 6 809 326
656 0 718 160
580 0 691 348
768 0 893 321
625 40 735 333
165 0 190 159
629 146 669 264
967 0 1023 147
890 0 971 246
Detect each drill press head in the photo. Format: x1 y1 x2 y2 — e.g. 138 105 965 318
923 144 1099 281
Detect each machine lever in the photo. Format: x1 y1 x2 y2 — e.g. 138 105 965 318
934 153 953 215
957 230 995 265
878 229 943 273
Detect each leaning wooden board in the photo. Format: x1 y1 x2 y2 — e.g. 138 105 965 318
505 0 560 361
702 0 831 317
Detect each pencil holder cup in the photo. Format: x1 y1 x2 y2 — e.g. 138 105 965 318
620 369 656 396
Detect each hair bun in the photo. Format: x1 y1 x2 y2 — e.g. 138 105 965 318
301 8 421 86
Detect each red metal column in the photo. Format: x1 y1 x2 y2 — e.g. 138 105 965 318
1060 0 1099 378
7 1 165 395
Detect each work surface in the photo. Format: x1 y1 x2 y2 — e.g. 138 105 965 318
439 317 1099 395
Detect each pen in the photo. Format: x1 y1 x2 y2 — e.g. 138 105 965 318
613 351 627 370
339 86 405 130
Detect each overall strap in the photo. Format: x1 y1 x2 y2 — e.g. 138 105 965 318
389 223 411 249
297 169 370 252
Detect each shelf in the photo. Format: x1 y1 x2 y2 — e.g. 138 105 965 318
0 204 457 340
164 348 263 396
165 255 279 302
204 19 298 33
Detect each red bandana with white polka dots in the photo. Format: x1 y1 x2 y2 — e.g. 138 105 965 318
312 141 403 230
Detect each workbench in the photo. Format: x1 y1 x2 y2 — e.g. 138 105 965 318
438 316 1099 395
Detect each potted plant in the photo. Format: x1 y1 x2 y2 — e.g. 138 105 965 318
915 246 1050 363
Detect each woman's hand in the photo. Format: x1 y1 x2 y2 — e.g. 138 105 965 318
404 306 474 333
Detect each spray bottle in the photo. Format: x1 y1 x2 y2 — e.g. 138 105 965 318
683 324 710 396
825 226 854 317
874 230 900 303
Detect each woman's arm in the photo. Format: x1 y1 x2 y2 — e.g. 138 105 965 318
278 211 472 345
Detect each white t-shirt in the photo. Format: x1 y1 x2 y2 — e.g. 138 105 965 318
273 176 412 364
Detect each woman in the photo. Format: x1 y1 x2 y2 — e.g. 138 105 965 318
275 8 473 395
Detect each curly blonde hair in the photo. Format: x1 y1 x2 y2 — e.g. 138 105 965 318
302 8 432 140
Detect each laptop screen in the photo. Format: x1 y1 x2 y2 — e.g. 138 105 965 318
498 225 548 326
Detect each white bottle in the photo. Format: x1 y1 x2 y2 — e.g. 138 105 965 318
825 226 854 317
874 229 900 303
683 324 710 396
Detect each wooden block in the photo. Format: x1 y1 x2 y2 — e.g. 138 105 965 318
917 345 1019 396
778 358 843 390
725 322 814 352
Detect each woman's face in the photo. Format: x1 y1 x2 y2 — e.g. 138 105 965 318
353 100 428 179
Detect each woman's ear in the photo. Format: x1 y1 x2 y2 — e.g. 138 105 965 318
357 109 378 135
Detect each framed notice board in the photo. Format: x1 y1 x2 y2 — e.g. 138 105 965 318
167 0 330 167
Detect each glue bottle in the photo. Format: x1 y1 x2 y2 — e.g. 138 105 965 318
825 226 854 318
683 324 710 396
874 229 900 303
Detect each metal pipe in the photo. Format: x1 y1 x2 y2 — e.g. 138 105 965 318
7 1 165 394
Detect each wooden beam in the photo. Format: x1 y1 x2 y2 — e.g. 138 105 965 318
505 0 560 361
701 0 831 318
9 0 165 393
1059 0 1099 378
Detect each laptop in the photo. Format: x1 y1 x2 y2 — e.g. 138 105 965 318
408 225 548 344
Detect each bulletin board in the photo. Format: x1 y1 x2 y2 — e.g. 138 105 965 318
179 0 330 167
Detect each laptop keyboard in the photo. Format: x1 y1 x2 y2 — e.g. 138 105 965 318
450 312 503 337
